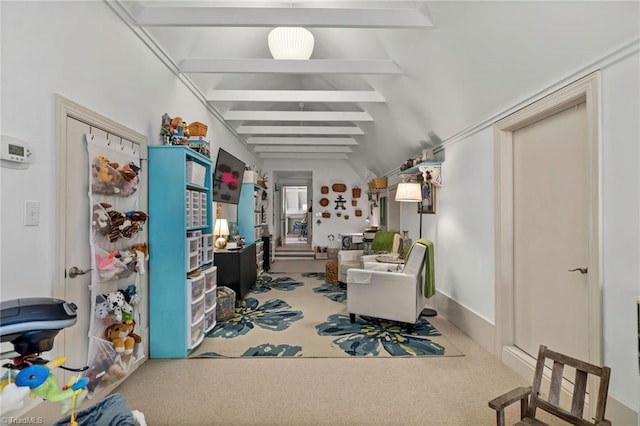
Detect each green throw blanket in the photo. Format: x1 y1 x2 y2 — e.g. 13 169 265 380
405 239 435 299
371 231 398 252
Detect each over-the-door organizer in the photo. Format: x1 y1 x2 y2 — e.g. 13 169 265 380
85 134 147 396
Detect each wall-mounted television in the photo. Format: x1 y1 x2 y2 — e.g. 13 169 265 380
212 148 246 205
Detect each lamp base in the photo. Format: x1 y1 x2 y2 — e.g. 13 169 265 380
421 308 437 317
215 237 227 249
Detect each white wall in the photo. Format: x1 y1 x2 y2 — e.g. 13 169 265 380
399 50 640 411
0 1 259 301
262 159 368 249
601 52 640 411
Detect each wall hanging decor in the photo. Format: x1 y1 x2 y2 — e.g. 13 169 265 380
322 211 331 218
352 186 361 198
332 183 346 192
367 176 387 190
334 195 347 210
320 185 329 194
351 200 357 206
319 198 329 207
355 209 362 217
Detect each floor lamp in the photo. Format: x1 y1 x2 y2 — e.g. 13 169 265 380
395 178 437 317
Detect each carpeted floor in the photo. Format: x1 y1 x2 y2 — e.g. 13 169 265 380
192 272 462 358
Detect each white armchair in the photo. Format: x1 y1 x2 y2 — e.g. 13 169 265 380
346 243 427 325
337 233 401 283
337 249 364 284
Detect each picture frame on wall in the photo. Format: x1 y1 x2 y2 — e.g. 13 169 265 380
418 181 436 214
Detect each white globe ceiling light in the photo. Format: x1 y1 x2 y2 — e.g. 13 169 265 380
268 27 315 60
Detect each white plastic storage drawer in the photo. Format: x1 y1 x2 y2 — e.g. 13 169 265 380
186 161 206 186
188 274 205 301
187 237 200 255
203 266 217 291
202 234 214 249
187 252 199 271
188 316 204 349
205 289 216 309
204 309 216 333
190 297 205 325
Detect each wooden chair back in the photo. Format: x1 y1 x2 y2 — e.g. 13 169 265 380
529 345 611 425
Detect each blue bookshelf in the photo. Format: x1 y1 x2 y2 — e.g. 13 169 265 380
148 146 213 358
238 182 263 245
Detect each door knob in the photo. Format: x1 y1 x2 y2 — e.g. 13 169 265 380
68 266 92 278
568 267 588 274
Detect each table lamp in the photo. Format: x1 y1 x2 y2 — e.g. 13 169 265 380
214 218 230 249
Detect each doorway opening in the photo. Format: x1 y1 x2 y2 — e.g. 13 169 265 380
283 185 309 245
272 171 314 260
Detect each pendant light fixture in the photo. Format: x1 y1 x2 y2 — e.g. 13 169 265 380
268 27 315 60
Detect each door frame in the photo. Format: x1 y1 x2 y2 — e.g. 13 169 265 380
493 73 602 403
54 94 147 370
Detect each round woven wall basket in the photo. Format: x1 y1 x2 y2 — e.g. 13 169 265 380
319 198 330 207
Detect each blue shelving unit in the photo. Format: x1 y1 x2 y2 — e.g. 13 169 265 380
238 182 263 245
148 146 213 358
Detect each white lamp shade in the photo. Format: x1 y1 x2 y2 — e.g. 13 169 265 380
214 219 230 237
395 182 422 202
268 27 314 60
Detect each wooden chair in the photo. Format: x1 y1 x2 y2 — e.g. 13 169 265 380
488 344 611 426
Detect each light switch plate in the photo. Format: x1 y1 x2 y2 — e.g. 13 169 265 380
25 200 40 226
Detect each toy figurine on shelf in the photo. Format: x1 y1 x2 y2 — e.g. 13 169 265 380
160 113 172 144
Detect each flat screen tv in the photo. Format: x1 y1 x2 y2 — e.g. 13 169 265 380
212 148 246 205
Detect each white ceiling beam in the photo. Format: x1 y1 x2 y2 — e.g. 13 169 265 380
224 110 373 122
135 7 433 29
207 90 385 103
259 153 349 160
180 59 402 75
246 137 358 146
253 146 352 153
236 125 364 135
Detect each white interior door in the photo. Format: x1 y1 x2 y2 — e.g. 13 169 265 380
513 102 590 361
55 97 148 386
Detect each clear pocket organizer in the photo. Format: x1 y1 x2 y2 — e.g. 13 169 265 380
94 245 135 282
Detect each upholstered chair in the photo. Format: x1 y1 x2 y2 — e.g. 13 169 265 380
346 242 427 325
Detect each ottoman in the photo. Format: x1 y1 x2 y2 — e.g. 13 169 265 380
325 259 339 285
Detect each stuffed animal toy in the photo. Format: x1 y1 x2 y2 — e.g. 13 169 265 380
91 155 123 195
118 163 140 196
104 321 141 355
102 206 125 243
95 249 119 280
92 203 111 235
86 351 127 393
124 243 149 274
95 287 137 321
120 211 148 239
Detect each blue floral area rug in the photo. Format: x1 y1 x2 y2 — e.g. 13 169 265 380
192 273 463 358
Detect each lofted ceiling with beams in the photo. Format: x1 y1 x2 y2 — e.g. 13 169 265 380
113 0 639 177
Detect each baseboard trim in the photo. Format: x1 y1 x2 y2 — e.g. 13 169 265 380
430 290 495 354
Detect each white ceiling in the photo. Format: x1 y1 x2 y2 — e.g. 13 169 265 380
113 0 639 177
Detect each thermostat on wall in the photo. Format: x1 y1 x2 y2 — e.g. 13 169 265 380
1 135 33 169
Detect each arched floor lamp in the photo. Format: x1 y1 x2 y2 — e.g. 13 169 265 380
395 178 437 317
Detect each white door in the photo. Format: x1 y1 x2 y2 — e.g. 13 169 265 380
513 102 589 360
54 96 147 385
